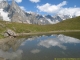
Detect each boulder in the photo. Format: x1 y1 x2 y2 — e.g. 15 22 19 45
0 57 6 60
4 29 17 37
4 33 9 37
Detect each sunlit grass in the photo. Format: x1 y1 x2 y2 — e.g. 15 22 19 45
0 16 80 39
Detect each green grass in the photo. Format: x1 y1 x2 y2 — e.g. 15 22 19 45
0 16 80 38
0 34 4 39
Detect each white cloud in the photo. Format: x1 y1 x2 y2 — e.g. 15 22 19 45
0 9 11 21
57 1 67 7
31 49 40 54
0 0 22 3
20 6 27 11
58 8 80 16
37 1 67 13
37 1 80 16
15 0 22 3
0 0 6 2
38 34 80 50
30 0 40 3
38 38 67 50
0 0 2 1
0 49 23 60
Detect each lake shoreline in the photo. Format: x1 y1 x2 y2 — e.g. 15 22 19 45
17 30 80 36
0 30 80 41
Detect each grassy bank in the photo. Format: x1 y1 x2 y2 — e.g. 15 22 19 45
0 16 80 38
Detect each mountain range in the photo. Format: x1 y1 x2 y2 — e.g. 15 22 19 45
0 0 79 25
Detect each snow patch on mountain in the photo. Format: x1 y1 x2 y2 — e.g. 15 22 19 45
27 20 31 24
0 0 80 25
47 19 59 24
0 9 11 21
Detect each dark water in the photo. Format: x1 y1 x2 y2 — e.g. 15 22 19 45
0 34 80 60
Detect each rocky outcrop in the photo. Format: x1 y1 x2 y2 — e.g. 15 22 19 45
8 0 29 23
0 57 6 60
4 29 17 37
0 1 10 10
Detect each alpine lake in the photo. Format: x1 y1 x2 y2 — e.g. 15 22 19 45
0 32 80 60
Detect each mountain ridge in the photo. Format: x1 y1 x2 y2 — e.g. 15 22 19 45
0 0 79 25
0 16 80 39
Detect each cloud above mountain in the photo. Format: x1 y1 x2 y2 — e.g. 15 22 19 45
58 7 80 16
30 0 40 3
0 0 22 3
37 1 80 16
37 1 67 13
15 0 22 3
20 6 27 11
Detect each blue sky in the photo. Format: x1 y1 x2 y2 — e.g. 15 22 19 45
9 0 80 16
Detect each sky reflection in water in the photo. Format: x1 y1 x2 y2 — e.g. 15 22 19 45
0 34 80 60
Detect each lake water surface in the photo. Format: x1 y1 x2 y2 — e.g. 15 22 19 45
0 33 80 60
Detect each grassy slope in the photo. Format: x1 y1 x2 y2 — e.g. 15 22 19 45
45 16 80 30
0 16 80 38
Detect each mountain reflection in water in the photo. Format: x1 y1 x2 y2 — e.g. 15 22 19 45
0 38 26 60
0 34 80 60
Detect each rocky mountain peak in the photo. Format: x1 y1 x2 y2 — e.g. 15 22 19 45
10 0 21 13
8 0 29 23
0 0 9 10
0 0 78 25
12 0 15 4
